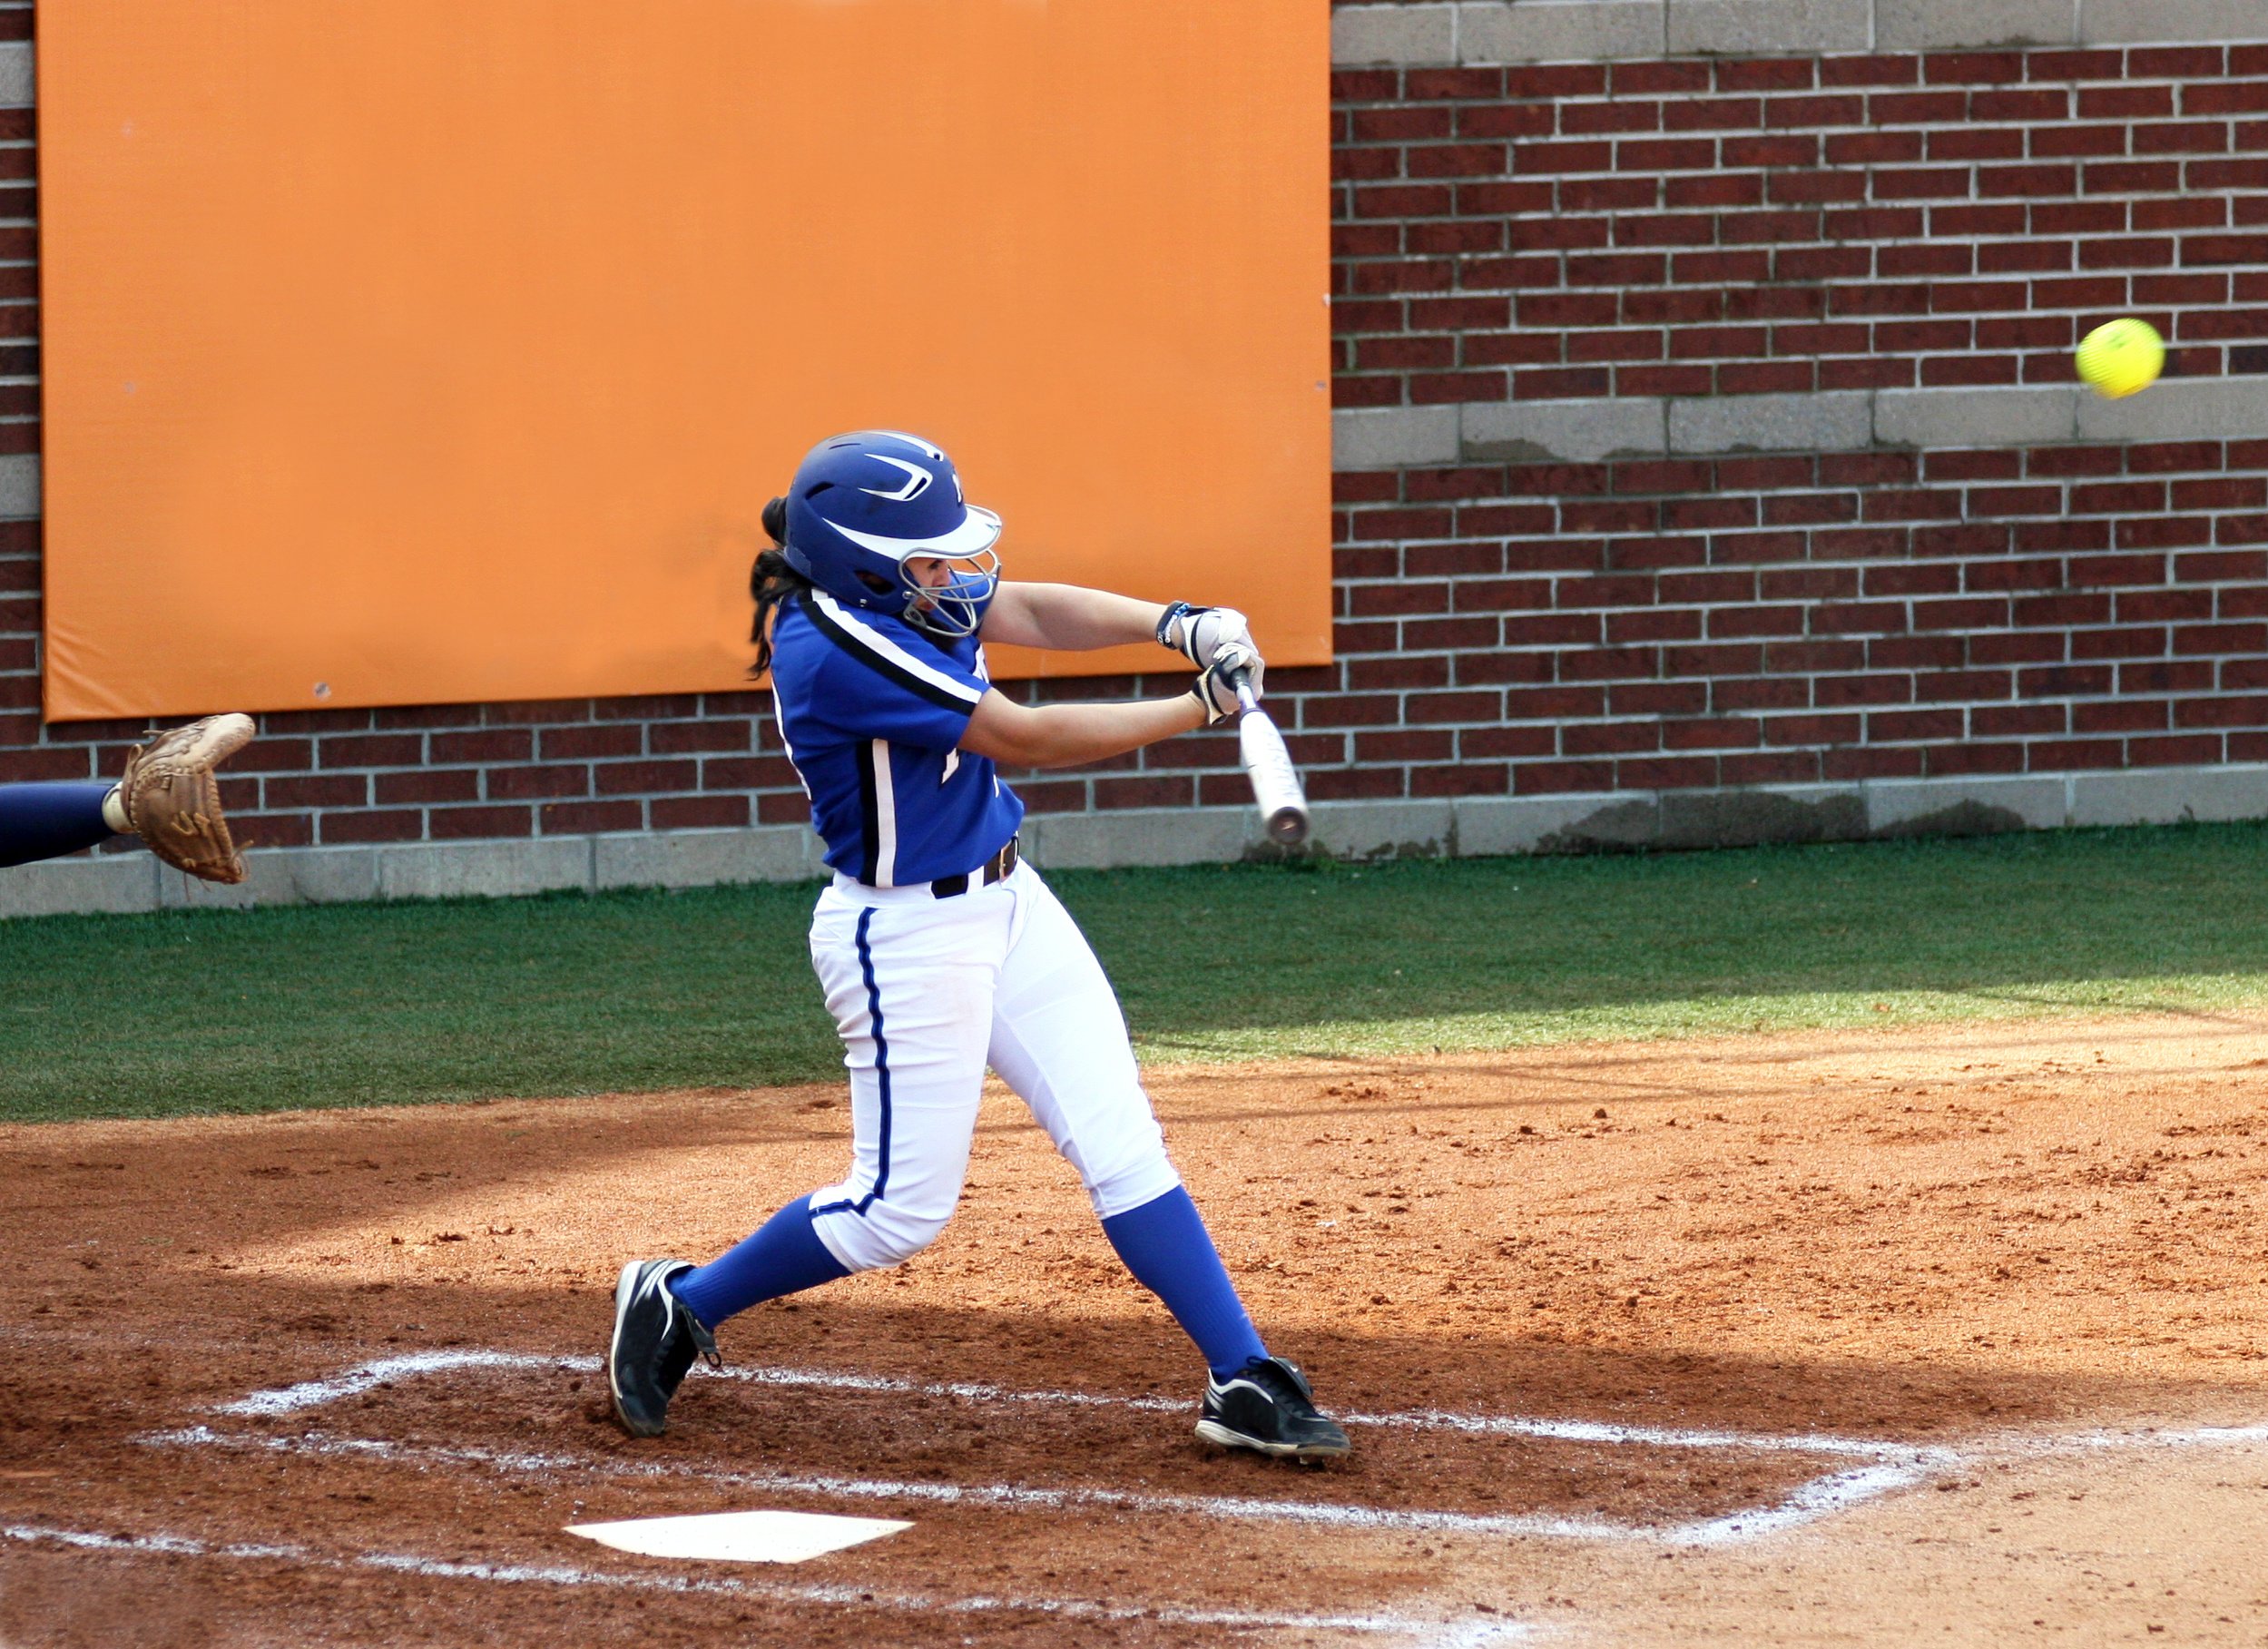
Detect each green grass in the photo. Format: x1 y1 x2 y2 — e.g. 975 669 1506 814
4 820 2266 1123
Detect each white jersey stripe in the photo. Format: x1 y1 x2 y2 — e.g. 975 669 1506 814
770 686 812 802
809 591 984 707
869 740 898 888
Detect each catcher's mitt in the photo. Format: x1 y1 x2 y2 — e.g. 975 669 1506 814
118 712 256 884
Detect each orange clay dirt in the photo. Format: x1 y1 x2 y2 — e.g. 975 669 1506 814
3 1013 2267 1648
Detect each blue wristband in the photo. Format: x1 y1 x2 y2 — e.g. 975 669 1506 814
1155 600 1195 650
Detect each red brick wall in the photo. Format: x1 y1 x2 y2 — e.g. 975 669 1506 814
1329 439 2268 796
1316 40 2268 804
4 25 2267 853
1330 44 2268 406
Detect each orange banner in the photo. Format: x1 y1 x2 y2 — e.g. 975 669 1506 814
36 0 1330 721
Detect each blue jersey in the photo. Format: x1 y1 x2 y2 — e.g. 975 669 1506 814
768 589 1025 888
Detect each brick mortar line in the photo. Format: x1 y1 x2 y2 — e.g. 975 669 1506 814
44 664 2260 744
1329 536 2265 555
1337 81 2263 100
182 685 2268 751
184 728 2268 765
1335 113 2255 130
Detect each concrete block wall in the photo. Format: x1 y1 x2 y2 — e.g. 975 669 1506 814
5 1 2268 913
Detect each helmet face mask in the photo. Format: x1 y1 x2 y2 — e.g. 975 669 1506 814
897 547 1001 639
780 431 1003 638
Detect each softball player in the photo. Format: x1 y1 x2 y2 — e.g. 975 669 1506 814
608 429 1350 1461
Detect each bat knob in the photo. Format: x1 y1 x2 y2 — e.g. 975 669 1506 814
1266 807 1309 846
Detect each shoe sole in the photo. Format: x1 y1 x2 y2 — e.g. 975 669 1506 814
606 1261 665 1438
1193 1418 1351 1462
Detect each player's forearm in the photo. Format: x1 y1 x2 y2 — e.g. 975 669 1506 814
981 582 1167 653
960 689 1204 770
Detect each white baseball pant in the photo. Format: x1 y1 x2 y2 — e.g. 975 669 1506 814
802 861 1182 1273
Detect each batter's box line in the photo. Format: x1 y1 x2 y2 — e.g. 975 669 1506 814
168 1350 1951 1546
0 1520 1521 1645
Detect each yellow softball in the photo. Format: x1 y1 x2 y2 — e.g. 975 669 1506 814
2076 318 2165 399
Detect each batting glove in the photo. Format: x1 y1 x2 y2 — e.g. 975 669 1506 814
1161 598 1270 689
1189 641 1261 725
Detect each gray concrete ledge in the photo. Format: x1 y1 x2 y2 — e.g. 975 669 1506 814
1283 766 2268 859
1334 3 1457 65
1462 398 1668 463
1333 378 2268 469
1333 405 1462 469
1332 0 2264 63
1872 387 2084 449
594 826 826 890
1668 0 1870 55
9 769 2268 918
0 855 165 919
1669 389 1873 456
0 825 824 920
1877 0 2078 48
2078 0 2265 46
0 455 39 521
0 43 29 110
1461 1 1668 63
2076 377 2268 444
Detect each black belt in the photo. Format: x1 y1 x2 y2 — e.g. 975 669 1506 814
930 836 1017 899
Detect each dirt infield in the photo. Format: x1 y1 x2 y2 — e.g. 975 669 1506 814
4 1014 2267 1646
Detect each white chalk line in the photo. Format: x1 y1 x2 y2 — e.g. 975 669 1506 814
219 1350 579 1417
213 1350 2268 1470
2017 1420 2268 1452
216 1348 1917 1457
201 1351 2268 1552
0 1519 1517 1640
1413 1624 1536 1649
199 1348 1949 1546
1665 1458 1947 1546
144 1424 1641 1543
205 1348 1946 1545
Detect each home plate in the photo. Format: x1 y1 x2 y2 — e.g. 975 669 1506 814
566 1508 912 1565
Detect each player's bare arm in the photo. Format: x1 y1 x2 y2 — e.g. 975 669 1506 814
978 576 1261 677
958 685 1205 770
977 579 1165 651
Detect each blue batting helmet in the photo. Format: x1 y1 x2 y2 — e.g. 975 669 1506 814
780 430 1003 638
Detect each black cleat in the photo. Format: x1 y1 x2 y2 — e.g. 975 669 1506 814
607 1258 720 1438
1194 1356 1351 1462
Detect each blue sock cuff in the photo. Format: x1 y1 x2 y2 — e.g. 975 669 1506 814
670 1195 850 1330
1101 1185 1268 1379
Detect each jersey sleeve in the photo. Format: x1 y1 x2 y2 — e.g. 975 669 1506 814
798 592 989 748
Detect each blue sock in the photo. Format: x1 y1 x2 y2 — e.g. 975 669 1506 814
669 1195 850 1330
1100 1185 1269 1379
0 782 118 869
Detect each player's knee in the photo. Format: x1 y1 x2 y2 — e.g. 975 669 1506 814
1084 1147 1181 1222
839 1205 951 1271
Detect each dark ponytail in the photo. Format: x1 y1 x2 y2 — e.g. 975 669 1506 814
750 495 810 678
